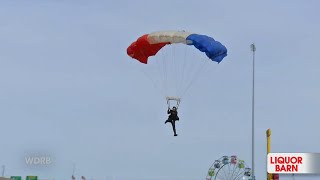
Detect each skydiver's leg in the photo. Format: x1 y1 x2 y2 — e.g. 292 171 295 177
172 120 177 136
165 119 171 124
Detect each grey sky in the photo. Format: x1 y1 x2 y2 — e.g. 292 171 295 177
0 0 319 179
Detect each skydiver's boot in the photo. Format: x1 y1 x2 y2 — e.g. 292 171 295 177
173 128 178 136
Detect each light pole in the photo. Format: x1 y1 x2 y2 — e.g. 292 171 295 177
250 43 256 180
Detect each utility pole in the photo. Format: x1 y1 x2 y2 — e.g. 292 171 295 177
250 43 256 180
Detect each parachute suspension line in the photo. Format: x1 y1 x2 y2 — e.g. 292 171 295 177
171 44 178 97
181 57 209 98
154 52 167 97
137 47 167 97
177 48 201 97
155 56 166 96
176 45 188 98
140 68 166 97
160 49 169 97
154 48 167 97
177 47 194 97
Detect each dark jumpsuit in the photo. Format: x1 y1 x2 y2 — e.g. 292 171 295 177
165 109 179 135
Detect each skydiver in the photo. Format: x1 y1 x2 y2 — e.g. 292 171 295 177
165 106 179 136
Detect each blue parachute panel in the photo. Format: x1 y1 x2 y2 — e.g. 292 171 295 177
186 34 228 63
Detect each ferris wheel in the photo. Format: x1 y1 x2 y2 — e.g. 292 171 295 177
206 155 253 180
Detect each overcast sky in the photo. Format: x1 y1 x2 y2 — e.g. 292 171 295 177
0 0 319 180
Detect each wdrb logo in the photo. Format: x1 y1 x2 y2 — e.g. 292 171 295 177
25 156 52 165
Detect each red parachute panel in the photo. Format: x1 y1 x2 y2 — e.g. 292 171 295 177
127 34 170 64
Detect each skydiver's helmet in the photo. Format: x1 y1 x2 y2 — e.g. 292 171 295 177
172 106 177 110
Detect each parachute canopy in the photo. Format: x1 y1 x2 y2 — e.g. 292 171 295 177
127 30 228 64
